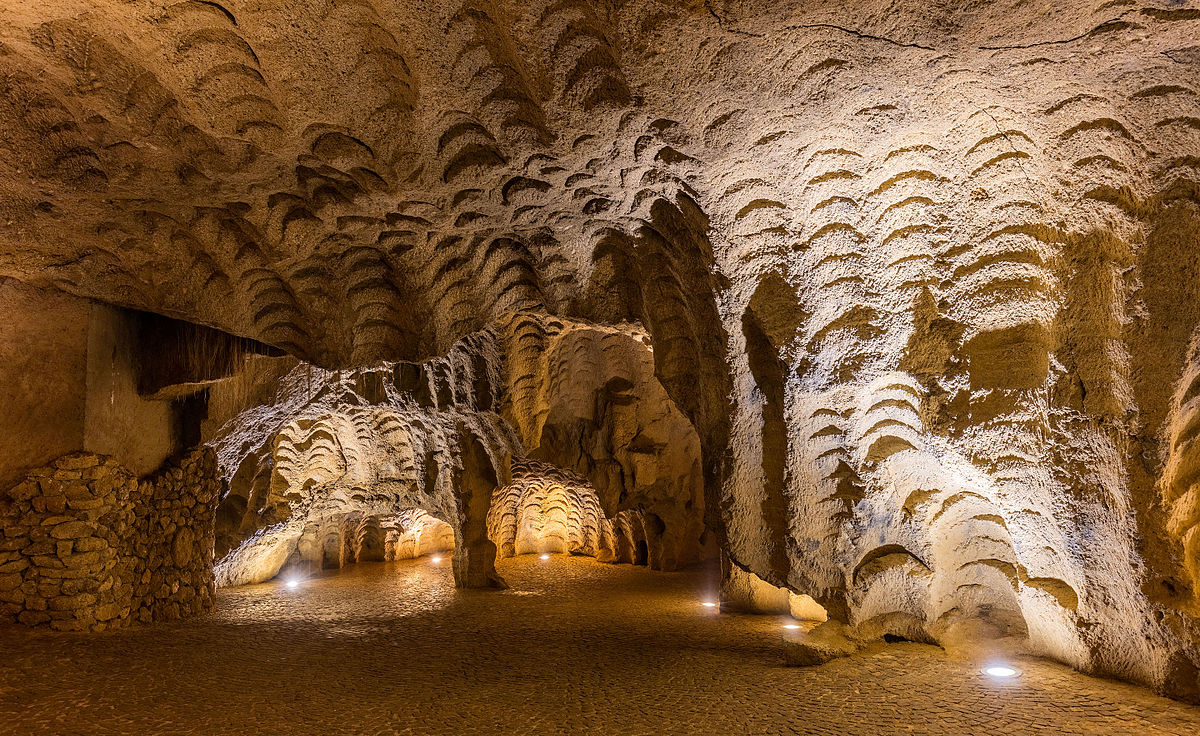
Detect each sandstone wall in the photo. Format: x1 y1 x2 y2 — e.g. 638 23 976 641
0 279 90 490
83 304 181 476
0 449 219 631
0 280 186 488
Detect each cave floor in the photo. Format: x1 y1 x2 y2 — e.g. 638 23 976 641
1 557 1198 736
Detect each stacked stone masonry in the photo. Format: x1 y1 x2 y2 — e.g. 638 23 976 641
0 449 219 631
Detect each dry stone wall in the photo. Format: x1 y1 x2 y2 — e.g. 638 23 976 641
0 449 219 631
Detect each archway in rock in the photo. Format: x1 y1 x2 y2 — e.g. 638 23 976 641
203 335 521 589
201 315 715 589
487 459 673 568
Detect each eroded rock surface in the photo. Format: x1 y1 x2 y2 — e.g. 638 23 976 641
0 0 1198 702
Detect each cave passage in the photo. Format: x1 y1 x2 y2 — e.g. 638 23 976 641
3 0 1200 730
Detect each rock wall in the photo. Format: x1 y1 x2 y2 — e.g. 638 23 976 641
0 449 219 631
488 459 699 569
0 280 194 489
208 332 522 588
0 279 90 491
207 320 713 584
499 314 711 568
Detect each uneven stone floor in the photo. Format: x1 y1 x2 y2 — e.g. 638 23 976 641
1 557 1198 735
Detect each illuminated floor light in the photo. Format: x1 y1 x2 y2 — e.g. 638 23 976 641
431 556 442 563
540 554 551 560
285 579 299 590
783 623 801 630
983 665 1020 678
701 601 717 608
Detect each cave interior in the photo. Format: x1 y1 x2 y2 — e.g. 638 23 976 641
2 0 1200 731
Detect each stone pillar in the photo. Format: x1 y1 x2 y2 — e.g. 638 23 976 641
451 430 506 589
719 553 790 614
129 448 220 623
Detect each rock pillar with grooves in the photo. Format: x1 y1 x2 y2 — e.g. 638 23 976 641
452 430 506 589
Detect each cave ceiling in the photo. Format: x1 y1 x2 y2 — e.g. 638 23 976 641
0 0 1191 365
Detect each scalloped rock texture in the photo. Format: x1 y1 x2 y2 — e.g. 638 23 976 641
1 0 1199 702
206 312 709 584
488 459 684 567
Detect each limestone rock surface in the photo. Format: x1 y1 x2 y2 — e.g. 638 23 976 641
0 0 1198 703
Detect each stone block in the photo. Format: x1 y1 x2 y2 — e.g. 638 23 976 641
17 610 51 626
7 482 38 502
60 578 95 596
56 455 99 470
41 496 67 515
783 621 860 667
94 602 122 621
31 554 65 569
23 541 55 556
0 557 30 573
66 498 105 511
50 521 93 539
61 550 102 568
36 478 64 497
73 537 108 552
48 592 96 611
37 582 61 598
173 528 195 567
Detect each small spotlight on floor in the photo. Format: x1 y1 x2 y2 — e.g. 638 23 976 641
285 579 299 590
983 665 1020 678
540 554 550 560
783 623 800 630
701 601 717 608
431 556 442 563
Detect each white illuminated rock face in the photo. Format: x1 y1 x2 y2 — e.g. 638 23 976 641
0 0 1198 701
208 332 523 588
488 459 685 568
207 315 709 585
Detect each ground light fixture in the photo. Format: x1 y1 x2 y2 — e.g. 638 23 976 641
540 554 551 560
983 665 1020 678
783 623 801 630
284 579 300 590
431 555 442 563
701 601 717 608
